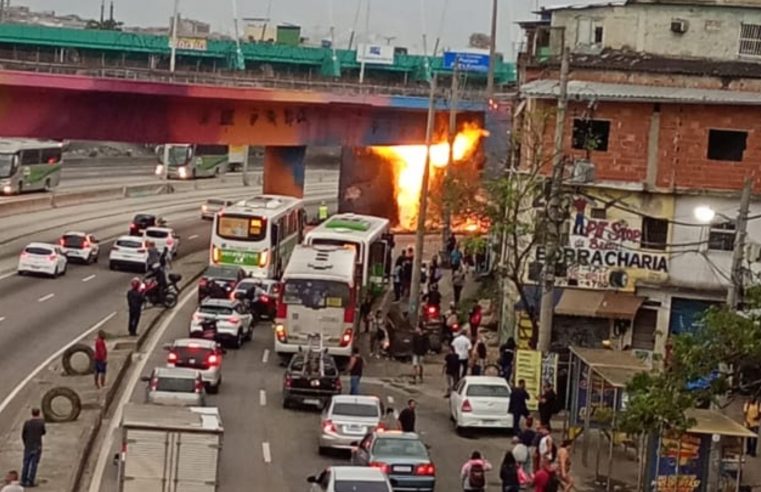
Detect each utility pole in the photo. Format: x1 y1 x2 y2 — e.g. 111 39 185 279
241 146 250 187
441 59 459 265
537 39 570 353
359 0 371 84
486 0 498 97
727 177 752 309
0 0 6 24
169 0 180 74
409 75 438 325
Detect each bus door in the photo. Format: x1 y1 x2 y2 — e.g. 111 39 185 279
271 222 281 278
382 233 395 278
368 240 390 295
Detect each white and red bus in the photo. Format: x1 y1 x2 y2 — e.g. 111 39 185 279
274 245 358 362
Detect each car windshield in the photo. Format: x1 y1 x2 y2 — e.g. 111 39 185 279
332 403 380 418
205 266 241 280
0 154 15 178
206 199 225 206
199 305 234 316
283 279 350 309
145 230 169 239
236 280 262 291
62 235 86 247
372 438 428 459
466 384 511 398
134 215 154 224
334 482 389 492
155 377 196 393
25 246 52 255
116 239 143 249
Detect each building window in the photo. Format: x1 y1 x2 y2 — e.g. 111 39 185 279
708 222 735 251
590 207 607 219
594 26 604 44
707 129 747 161
739 23 761 57
641 217 668 250
572 119 610 152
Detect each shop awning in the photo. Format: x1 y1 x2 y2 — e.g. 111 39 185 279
554 289 605 317
597 292 645 319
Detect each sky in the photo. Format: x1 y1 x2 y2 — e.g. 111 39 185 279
17 0 559 59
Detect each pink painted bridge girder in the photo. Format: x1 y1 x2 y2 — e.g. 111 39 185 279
0 70 479 146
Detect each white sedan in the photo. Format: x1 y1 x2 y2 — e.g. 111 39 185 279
449 376 513 433
59 231 100 264
144 226 180 258
17 242 68 277
308 466 393 492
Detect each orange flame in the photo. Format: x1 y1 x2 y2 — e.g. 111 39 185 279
371 123 487 230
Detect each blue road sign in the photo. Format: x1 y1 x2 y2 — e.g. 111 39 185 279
443 51 490 73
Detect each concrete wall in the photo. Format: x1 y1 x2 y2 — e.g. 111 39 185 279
551 4 761 61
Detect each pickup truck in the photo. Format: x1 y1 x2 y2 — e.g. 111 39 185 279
117 403 223 492
282 351 342 409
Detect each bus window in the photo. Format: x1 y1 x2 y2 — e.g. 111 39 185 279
283 279 350 309
217 215 267 241
41 148 62 164
0 154 16 178
369 241 387 279
271 223 280 246
196 144 228 156
21 150 40 165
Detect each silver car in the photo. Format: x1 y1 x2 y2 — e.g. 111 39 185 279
143 367 206 407
165 338 224 394
318 395 383 454
201 198 232 220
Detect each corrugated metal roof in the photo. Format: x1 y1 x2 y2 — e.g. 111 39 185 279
520 79 761 105
536 0 627 12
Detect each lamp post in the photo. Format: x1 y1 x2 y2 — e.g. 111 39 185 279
169 0 180 74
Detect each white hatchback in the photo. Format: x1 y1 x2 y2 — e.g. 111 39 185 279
59 231 100 264
449 376 513 432
109 236 149 272
17 242 68 277
144 227 179 257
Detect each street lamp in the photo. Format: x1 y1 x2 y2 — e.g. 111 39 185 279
693 205 717 224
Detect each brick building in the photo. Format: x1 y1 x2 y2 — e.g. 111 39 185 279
515 0 761 361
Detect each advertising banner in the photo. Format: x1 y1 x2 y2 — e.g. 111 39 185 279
650 432 709 492
172 37 208 51
357 44 395 65
443 51 490 72
515 349 542 411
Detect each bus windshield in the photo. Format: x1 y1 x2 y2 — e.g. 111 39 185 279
217 215 267 242
283 279 350 309
0 154 15 178
167 146 190 166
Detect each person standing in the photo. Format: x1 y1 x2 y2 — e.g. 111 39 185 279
318 200 329 222
1 470 24 492
411 324 427 384
20 408 45 487
509 379 530 435
538 383 559 431
473 335 487 376
532 459 559 492
450 246 463 272
398 399 417 433
392 262 403 302
370 310 385 358
127 278 144 336
346 347 364 395
428 256 441 290
469 305 482 339
571 196 588 236
510 436 530 477
452 331 473 379
461 450 492 492
500 450 521 492
452 267 466 306
402 247 414 298
359 293 372 333
557 439 574 491
744 396 761 457
444 345 461 396
94 330 108 389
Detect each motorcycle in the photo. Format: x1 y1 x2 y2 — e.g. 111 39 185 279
444 312 460 345
141 271 182 309
422 302 444 353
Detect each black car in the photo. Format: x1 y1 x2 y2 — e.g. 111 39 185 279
283 350 342 409
198 265 247 302
129 214 157 236
232 278 279 320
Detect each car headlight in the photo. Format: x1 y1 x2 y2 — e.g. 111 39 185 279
178 167 187 178
155 165 164 176
2 185 11 194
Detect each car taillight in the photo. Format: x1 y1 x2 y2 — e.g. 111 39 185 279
339 328 353 347
48 254 57 261
83 240 90 248
259 294 270 303
284 375 292 388
167 352 178 364
192 313 202 322
20 252 28 258
59 239 65 246
450 323 460 333
275 325 287 343
415 463 436 476
462 399 473 412
167 238 174 246
207 354 219 366
376 423 386 431
195 379 204 394
369 462 390 474
229 316 240 324
199 278 208 287
149 377 158 391
322 420 337 433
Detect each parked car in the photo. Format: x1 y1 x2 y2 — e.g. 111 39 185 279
449 376 513 433
143 366 205 407
351 431 436 492
109 236 149 272
165 338 224 394
144 226 180 257
59 231 100 264
198 265 247 302
232 278 278 320
201 198 232 220
319 395 383 454
190 298 254 349
129 213 157 236
282 349 341 409
17 242 68 277
307 466 393 492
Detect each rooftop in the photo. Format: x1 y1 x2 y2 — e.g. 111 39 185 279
537 0 761 12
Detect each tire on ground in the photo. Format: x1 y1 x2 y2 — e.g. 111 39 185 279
62 343 95 376
41 386 82 423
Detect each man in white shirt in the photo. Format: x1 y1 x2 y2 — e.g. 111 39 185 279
451 331 472 379
1 470 24 492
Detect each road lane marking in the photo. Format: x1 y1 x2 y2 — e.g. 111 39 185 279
0 311 116 417
0 317 5 323
38 293 55 303
262 442 272 463
188 234 199 240
82 274 96 282
260 389 267 406
88 291 196 492
0 272 15 281
262 348 270 364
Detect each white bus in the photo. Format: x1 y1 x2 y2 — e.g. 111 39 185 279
0 139 64 195
275 245 359 359
304 213 394 297
155 144 229 179
210 195 306 278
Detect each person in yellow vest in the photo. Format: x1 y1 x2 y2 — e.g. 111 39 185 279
318 201 329 222
744 397 760 457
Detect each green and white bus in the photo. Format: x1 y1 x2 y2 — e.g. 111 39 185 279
0 139 64 195
304 213 394 296
211 195 306 279
155 144 229 180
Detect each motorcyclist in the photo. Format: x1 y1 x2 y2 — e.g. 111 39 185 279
422 282 442 309
145 241 167 301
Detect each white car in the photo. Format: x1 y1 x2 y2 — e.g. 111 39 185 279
109 236 149 272
201 198 232 220
17 242 68 277
144 227 179 257
190 298 254 349
307 466 393 492
449 376 513 433
59 232 100 264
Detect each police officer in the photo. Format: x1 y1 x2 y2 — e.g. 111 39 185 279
127 278 144 336
318 201 329 222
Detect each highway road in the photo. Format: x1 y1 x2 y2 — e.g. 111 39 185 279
0 175 338 443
